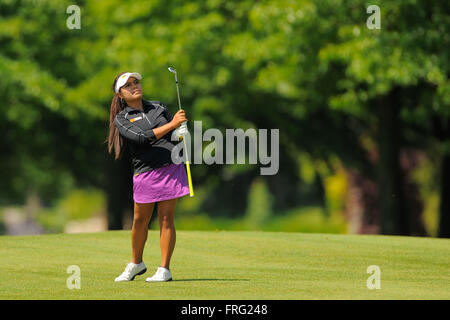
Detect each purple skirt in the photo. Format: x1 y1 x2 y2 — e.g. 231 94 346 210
133 163 190 203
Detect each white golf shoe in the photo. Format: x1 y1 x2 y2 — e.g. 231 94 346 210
114 262 147 282
145 267 173 282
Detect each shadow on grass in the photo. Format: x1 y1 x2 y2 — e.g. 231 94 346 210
171 278 249 282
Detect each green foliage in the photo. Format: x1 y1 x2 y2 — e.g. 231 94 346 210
412 153 441 236
323 164 348 213
168 205 346 234
244 177 274 228
56 189 106 221
297 153 316 185
1 0 448 234
264 207 347 234
422 193 440 237
36 188 106 233
0 208 5 235
175 184 207 215
35 207 65 234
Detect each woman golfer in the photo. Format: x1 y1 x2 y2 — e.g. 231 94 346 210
107 71 190 282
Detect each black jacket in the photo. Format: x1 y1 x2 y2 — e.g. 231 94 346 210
114 99 179 175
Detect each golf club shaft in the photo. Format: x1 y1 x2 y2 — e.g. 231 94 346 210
182 128 194 197
174 76 182 111
169 68 194 197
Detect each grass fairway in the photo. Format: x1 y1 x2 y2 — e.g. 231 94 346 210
0 230 448 300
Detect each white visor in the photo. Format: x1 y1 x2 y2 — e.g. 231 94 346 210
115 72 142 93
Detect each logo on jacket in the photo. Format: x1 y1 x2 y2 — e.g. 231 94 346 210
130 116 143 123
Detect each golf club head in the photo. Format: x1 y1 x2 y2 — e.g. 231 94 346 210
168 67 177 74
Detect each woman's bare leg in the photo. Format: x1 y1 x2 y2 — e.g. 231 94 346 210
131 202 154 264
157 198 177 269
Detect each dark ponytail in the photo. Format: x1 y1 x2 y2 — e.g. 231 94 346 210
106 71 129 160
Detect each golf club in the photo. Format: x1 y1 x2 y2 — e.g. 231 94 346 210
168 66 194 197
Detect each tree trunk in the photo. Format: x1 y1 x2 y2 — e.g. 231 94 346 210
400 149 427 236
431 115 450 238
345 169 379 234
377 88 407 235
438 153 450 237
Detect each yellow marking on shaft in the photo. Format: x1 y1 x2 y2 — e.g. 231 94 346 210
185 161 194 197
